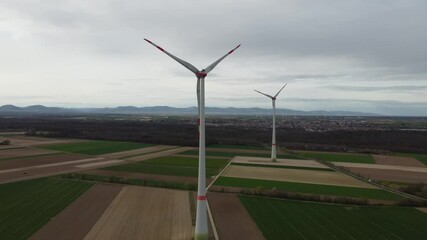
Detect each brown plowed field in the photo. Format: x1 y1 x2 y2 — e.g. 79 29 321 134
208 192 265 240
206 147 271 154
82 169 199 183
4 135 81 147
100 145 176 159
373 154 424 167
84 186 193 240
0 147 59 160
346 167 427 183
223 165 376 188
232 156 329 169
0 153 92 170
417 208 427 214
30 184 123 240
126 147 195 162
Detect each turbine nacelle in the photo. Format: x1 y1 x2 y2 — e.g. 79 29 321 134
196 72 207 78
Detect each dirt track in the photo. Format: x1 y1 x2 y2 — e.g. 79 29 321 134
84 186 193 240
31 184 123 240
208 192 265 240
83 169 199 183
372 154 425 167
100 145 176 159
232 156 329 169
224 165 376 188
333 162 427 173
346 167 427 183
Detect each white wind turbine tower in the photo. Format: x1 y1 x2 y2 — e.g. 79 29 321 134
144 38 240 240
254 83 287 162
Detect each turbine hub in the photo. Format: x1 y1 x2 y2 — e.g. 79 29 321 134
196 72 207 77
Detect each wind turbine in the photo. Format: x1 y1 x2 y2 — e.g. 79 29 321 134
254 83 287 162
144 38 240 240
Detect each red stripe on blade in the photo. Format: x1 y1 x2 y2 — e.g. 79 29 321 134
157 46 164 51
197 196 207 200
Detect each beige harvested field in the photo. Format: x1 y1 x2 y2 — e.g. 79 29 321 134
84 186 193 240
82 169 199 184
417 208 427 214
232 156 329 169
0 153 92 170
126 147 195 162
333 162 427 173
372 154 424 167
31 184 123 240
345 167 427 183
208 192 265 240
100 145 176 159
223 165 376 188
0 147 59 160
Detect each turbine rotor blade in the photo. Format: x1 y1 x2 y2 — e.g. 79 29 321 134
203 44 241 74
254 90 274 99
274 83 288 98
144 38 199 74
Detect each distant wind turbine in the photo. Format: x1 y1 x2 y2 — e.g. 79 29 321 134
144 38 240 240
254 83 287 162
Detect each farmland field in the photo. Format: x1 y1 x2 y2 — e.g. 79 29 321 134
179 150 302 159
0 178 92 240
240 196 427 240
395 152 427 165
207 144 267 150
231 162 334 172
104 156 229 177
296 151 375 164
39 140 152 155
215 177 403 200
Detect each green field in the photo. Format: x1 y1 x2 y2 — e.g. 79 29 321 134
296 152 375 163
214 177 402 200
104 156 229 177
231 162 334 172
39 140 152 155
179 150 302 159
240 196 427 240
395 152 427 165
0 178 92 240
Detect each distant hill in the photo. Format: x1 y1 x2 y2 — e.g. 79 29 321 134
0 105 379 116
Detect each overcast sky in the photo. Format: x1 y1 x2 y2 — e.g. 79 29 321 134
1 0 426 116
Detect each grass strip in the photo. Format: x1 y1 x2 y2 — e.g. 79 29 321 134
180 150 303 159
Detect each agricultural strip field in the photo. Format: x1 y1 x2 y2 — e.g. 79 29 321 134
223 165 375 188
343 167 427 184
0 153 93 170
38 140 152 155
0 147 59 160
99 145 176 159
231 163 334 172
372 154 424 167
180 150 302 159
240 196 427 240
31 184 123 240
296 151 375 164
84 186 192 240
208 192 265 240
0 178 92 240
232 156 329 169
214 177 403 201
207 144 267 150
104 156 229 177
395 153 427 165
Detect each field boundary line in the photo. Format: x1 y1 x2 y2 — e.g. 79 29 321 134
206 157 233 191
